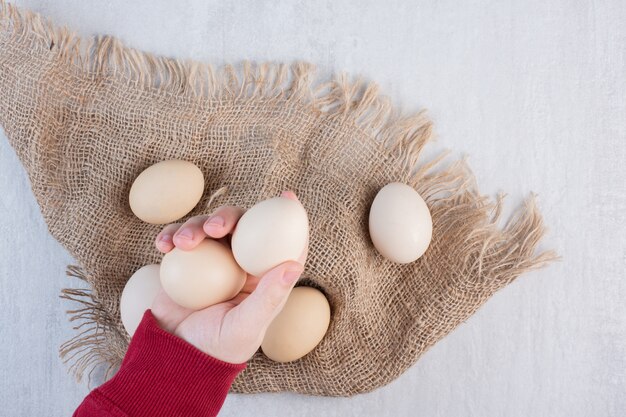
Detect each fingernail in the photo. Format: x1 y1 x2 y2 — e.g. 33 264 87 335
206 215 225 228
281 190 298 200
160 234 172 243
281 265 303 286
177 228 193 239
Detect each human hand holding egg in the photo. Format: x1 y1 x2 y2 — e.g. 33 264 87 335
150 191 309 364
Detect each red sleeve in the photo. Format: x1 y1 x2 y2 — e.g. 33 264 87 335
73 310 246 417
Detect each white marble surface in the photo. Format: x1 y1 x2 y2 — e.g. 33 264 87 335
1 0 625 416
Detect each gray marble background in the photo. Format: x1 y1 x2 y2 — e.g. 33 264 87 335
1 0 624 416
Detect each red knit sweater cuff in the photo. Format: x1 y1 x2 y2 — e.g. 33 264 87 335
95 310 246 417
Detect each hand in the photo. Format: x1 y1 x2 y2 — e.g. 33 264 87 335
150 191 308 364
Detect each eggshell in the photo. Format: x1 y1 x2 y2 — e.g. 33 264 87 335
120 264 162 336
261 286 331 362
369 182 432 263
129 160 204 224
160 239 246 310
231 196 309 277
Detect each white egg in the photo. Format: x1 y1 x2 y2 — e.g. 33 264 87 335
160 239 246 310
369 182 432 263
120 264 162 336
231 196 309 277
129 160 204 224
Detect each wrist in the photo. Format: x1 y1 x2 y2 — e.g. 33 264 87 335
172 326 260 365
94 310 246 417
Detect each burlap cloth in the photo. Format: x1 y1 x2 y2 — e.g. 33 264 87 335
0 1 556 396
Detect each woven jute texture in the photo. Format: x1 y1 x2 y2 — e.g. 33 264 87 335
0 1 556 396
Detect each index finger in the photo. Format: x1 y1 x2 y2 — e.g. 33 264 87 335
202 205 246 239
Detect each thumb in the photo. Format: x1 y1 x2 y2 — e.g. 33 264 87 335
235 261 304 332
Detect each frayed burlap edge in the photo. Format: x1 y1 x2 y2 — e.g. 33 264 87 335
0 0 558 391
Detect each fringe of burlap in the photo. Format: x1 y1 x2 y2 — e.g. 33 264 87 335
0 0 557 393
60 266 126 385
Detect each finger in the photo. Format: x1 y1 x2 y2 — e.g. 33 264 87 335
224 292 250 307
280 190 299 201
234 261 304 332
173 215 210 251
240 274 261 294
203 205 246 239
155 223 182 253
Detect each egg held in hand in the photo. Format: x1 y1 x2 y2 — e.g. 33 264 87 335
120 264 162 336
129 159 204 224
261 286 331 363
369 182 432 264
231 196 309 277
160 239 246 310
